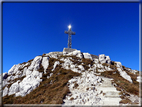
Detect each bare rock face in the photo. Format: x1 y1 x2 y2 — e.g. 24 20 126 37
83 53 92 60
99 54 111 64
3 73 8 80
1 48 140 106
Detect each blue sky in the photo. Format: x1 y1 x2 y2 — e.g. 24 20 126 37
3 2 139 73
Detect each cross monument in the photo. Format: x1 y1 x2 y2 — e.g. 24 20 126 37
64 25 76 48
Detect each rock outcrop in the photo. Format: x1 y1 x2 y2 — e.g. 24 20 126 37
1 48 140 106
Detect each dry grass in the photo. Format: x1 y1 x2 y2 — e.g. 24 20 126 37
81 58 94 70
119 98 132 104
122 66 139 86
3 58 81 104
102 62 117 70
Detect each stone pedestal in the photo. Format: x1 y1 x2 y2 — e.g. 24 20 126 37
63 48 77 54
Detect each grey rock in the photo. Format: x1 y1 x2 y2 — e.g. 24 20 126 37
3 87 8 96
3 73 8 80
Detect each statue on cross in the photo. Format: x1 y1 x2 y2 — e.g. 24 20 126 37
64 25 76 48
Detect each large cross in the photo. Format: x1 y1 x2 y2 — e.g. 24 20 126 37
64 25 76 48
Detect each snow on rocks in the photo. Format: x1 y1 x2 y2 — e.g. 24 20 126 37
117 68 132 83
99 54 111 64
83 53 92 60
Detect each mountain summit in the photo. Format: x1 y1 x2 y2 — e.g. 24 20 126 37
1 48 140 105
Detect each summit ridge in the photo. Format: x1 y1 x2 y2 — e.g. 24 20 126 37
1 48 140 105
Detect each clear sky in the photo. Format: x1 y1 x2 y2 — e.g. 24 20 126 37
3 2 139 73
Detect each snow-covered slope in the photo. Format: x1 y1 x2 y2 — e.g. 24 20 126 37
1 48 140 105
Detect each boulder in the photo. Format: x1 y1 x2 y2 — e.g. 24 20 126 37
3 87 8 96
52 61 60 71
115 62 122 69
63 49 83 58
83 53 92 60
3 73 8 80
117 68 132 83
28 56 42 71
42 57 49 73
99 54 111 64
8 80 20 96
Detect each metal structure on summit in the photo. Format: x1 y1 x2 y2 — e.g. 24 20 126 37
64 25 76 48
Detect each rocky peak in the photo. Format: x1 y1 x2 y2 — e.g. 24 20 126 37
1 48 140 105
